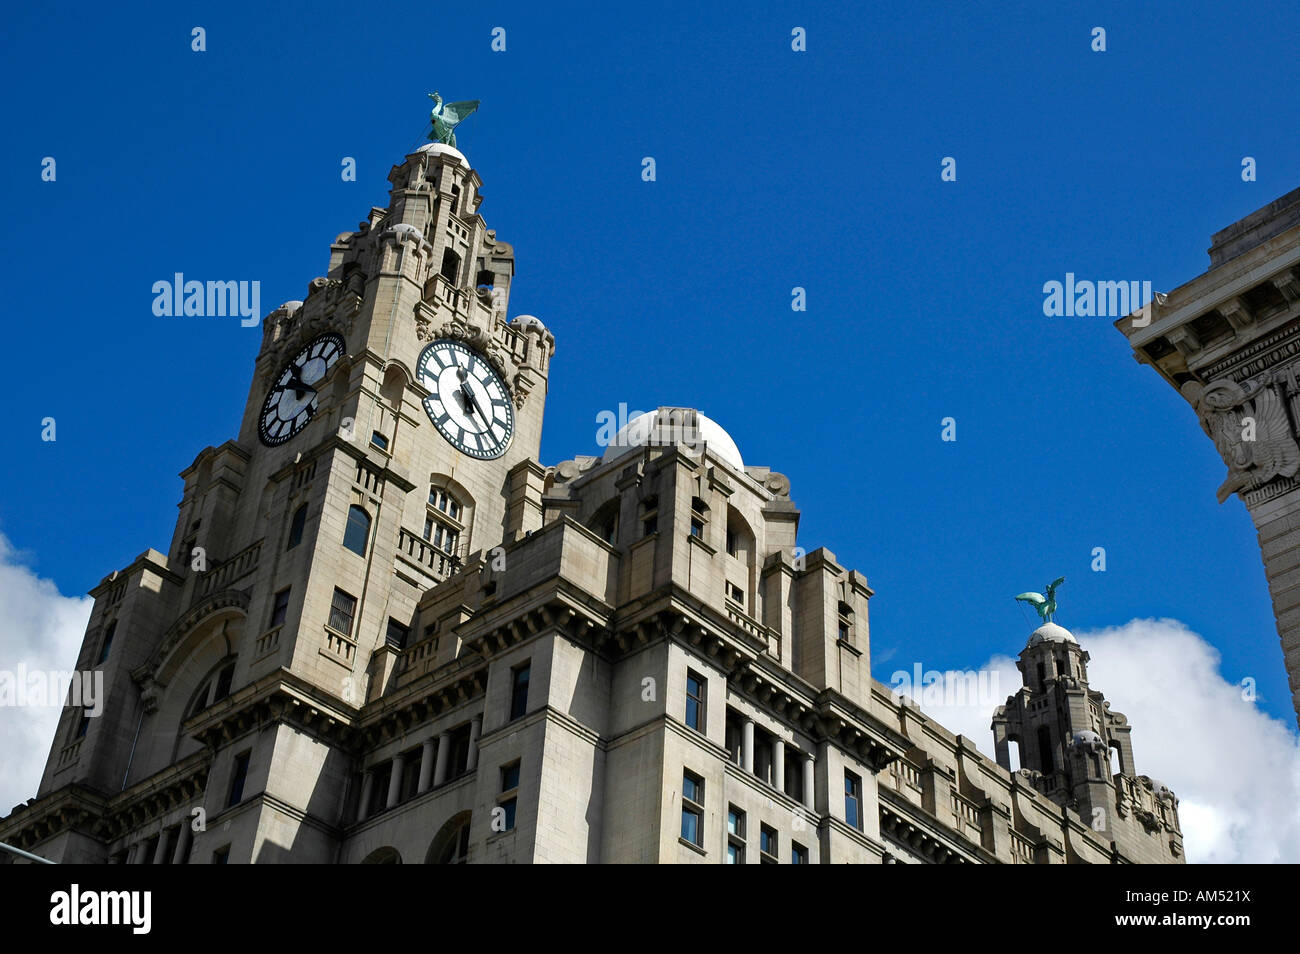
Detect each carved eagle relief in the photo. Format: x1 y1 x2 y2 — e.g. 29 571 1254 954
1183 372 1300 502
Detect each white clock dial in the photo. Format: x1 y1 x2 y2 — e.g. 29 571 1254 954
416 339 514 460
258 333 345 446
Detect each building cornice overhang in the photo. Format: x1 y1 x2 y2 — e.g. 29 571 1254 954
0 751 213 854
878 789 987 864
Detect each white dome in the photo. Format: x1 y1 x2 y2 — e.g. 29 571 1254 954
1027 621 1077 647
416 142 468 165
601 408 744 472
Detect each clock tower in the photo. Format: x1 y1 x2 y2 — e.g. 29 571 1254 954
13 132 555 863
220 138 554 707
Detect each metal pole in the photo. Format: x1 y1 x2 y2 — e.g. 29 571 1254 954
0 840 55 864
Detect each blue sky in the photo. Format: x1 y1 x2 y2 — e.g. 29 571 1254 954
3 0 1299 730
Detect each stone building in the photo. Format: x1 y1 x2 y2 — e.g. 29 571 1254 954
1115 187 1300 727
0 137 1182 864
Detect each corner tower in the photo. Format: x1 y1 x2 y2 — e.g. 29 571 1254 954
991 622 1183 863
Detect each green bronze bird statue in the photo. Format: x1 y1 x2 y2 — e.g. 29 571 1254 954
1015 576 1065 623
428 92 480 148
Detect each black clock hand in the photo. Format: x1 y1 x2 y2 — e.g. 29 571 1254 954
284 370 318 399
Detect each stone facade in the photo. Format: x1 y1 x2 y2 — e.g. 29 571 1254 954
1115 186 1300 727
0 140 1182 865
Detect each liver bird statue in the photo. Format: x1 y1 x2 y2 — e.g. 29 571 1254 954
428 92 480 148
1015 576 1065 623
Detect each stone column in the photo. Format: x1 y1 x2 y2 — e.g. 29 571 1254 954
152 831 170 864
742 719 754 773
357 770 374 822
433 731 451 786
802 754 815 809
386 754 405 809
171 823 192 864
772 739 785 793
417 738 436 794
467 715 482 772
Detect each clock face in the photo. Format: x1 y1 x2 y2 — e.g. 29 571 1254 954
416 339 514 459
258 333 345 446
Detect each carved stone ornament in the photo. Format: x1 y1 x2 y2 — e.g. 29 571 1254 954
1182 368 1300 502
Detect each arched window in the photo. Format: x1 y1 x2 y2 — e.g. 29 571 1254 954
426 812 472 864
343 505 370 556
185 659 237 720
361 847 402 864
287 504 307 550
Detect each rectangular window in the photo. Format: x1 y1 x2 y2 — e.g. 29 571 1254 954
844 770 863 831
681 771 704 847
791 842 808 864
402 752 421 801
385 618 410 649
270 588 290 627
75 713 90 739
690 517 704 538
212 845 230 865
725 581 745 606
370 430 389 451
328 588 357 635
97 621 116 664
509 662 531 721
726 529 737 556
228 751 251 807
447 724 472 777
685 670 706 732
760 824 778 863
498 761 520 833
727 806 746 864
368 761 392 815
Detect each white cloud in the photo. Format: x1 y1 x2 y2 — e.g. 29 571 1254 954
902 618 1300 864
0 533 93 820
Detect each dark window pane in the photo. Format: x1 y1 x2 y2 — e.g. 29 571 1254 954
287 505 307 550
213 663 235 702
510 664 531 720
97 621 116 664
501 762 520 791
385 619 409 649
681 809 700 844
228 752 250 807
329 588 357 635
343 506 370 556
270 588 290 627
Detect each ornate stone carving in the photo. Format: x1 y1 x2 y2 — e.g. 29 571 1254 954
1182 369 1300 502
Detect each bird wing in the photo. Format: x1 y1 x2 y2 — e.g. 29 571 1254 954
1047 576 1065 591
1015 592 1046 605
441 99 480 125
